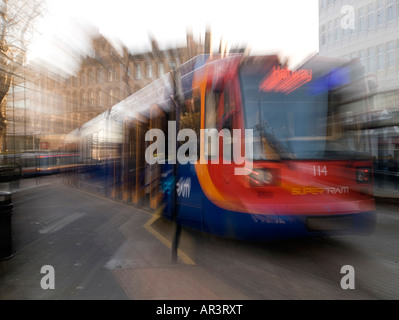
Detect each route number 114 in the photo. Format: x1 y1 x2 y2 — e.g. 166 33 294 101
313 165 328 176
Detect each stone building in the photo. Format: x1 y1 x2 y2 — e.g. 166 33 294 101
6 30 206 152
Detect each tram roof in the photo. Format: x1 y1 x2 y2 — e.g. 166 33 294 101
297 55 364 77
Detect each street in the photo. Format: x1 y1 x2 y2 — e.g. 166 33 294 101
0 175 398 300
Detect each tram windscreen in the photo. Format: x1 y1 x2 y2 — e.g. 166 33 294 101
239 63 371 161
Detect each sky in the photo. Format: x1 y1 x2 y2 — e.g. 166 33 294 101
28 0 320 73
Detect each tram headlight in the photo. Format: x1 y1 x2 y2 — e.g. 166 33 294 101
356 167 372 184
249 168 280 187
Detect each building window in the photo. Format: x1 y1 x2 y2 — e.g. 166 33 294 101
146 62 153 78
367 3 374 29
72 91 78 110
48 77 54 89
387 0 395 23
97 68 103 83
135 63 141 79
387 41 395 68
158 62 164 77
377 0 384 26
367 47 375 73
358 7 366 32
69 94 72 110
321 24 326 46
377 44 385 70
343 21 349 39
89 90 95 107
108 67 113 82
108 89 114 106
81 92 86 109
89 69 94 84
113 65 118 81
106 66 118 82
334 18 341 41
58 96 63 110
98 91 102 107
328 21 333 44
81 71 86 86
66 94 71 111
359 50 366 68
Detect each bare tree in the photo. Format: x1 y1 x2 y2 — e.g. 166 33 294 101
0 0 45 152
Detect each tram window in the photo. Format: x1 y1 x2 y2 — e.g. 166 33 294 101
179 87 201 160
98 130 104 160
222 80 235 131
92 132 99 160
205 86 221 159
205 88 219 129
180 87 200 135
82 135 92 164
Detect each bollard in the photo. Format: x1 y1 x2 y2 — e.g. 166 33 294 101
0 192 13 261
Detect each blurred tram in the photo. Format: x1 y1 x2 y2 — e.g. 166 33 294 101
17 152 79 178
63 54 376 241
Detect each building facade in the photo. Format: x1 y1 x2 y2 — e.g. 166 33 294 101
319 0 399 183
6 31 206 152
319 0 399 91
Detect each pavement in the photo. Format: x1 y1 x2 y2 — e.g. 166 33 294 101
0 175 250 300
1 175 398 300
0 176 53 194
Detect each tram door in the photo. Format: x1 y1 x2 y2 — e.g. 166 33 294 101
136 116 149 208
122 120 137 203
176 87 203 230
149 105 167 210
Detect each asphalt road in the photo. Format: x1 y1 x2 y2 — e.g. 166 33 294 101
0 176 398 300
